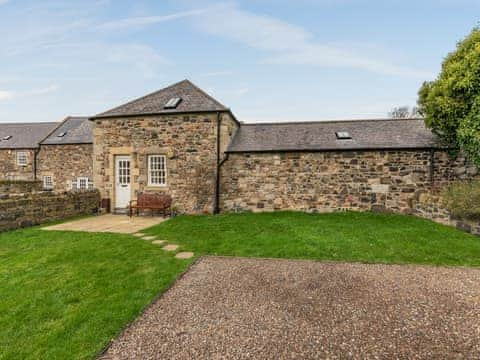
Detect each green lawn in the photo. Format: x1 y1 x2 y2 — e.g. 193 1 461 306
147 211 480 267
1 211 479 359
0 229 191 360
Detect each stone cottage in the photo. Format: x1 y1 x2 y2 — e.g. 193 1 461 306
0 122 56 181
90 79 477 215
91 80 239 213
37 116 94 191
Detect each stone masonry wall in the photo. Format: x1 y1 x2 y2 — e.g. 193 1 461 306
412 192 480 236
0 149 35 181
94 112 238 213
220 150 478 214
0 190 100 232
0 180 42 194
37 144 94 191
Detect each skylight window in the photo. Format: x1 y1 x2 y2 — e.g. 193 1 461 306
164 97 182 109
335 131 352 140
3 135 12 140
57 132 67 137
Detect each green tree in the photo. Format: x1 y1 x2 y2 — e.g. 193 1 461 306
418 27 480 165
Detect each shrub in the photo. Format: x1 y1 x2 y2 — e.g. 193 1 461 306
442 180 480 220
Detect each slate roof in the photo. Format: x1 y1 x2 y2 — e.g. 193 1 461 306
227 118 443 152
41 116 92 145
93 79 229 119
0 122 57 149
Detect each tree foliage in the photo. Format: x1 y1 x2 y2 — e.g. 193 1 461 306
418 27 480 165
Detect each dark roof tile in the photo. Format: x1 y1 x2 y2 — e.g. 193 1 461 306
41 116 92 145
227 119 442 152
94 79 228 118
0 122 58 149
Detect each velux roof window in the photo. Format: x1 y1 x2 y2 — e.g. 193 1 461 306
164 97 182 109
57 132 67 137
3 135 12 140
335 131 352 140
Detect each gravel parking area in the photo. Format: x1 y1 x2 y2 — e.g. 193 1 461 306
101 257 480 359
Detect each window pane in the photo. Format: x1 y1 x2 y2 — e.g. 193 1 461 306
148 155 167 186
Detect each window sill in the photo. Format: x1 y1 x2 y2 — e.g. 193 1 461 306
145 185 168 191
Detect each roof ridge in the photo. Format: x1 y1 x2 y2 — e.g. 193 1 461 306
183 79 229 110
241 118 424 126
96 79 200 117
0 122 58 126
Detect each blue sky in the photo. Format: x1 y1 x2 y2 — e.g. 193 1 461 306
0 0 479 123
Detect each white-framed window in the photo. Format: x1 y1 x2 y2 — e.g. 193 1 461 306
43 175 54 190
148 155 167 186
76 177 93 190
16 151 28 166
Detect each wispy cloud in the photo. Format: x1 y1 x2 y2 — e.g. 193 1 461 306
0 90 13 101
106 43 169 77
200 71 233 77
96 9 207 31
235 87 249 95
192 2 431 78
0 0 10 6
24 84 59 96
0 84 59 102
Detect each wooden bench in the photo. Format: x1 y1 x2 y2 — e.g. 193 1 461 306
129 193 172 218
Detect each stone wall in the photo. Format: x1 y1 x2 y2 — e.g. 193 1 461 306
412 192 480 236
93 112 238 213
37 144 94 191
0 149 35 181
0 190 100 232
220 150 478 214
0 180 42 194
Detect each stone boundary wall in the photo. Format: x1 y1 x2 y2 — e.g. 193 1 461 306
0 180 43 195
0 190 100 232
412 192 480 236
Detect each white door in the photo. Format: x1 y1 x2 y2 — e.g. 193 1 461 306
115 155 131 209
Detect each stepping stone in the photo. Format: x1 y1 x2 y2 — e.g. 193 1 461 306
133 233 146 237
175 252 194 259
142 236 157 241
162 244 179 252
152 240 166 245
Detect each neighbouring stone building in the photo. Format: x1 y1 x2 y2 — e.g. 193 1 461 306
37 116 94 192
0 122 56 180
220 121 478 214
0 117 93 192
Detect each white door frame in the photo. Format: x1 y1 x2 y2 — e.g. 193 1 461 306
115 155 131 209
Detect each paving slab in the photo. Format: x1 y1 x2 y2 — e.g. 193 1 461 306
142 236 157 241
133 233 146 237
42 214 166 234
101 257 480 359
152 240 166 245
162 244 179 252
175 252 194 259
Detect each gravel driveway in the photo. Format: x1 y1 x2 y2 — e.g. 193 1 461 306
101 257 480 359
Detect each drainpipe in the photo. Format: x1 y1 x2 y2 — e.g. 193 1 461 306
214 112 221 214
33 147 40 181
429 149 435 188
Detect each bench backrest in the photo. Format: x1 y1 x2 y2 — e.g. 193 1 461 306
137 193 172 208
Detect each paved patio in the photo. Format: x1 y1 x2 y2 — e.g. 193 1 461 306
43 214 166 234
101 257 480 359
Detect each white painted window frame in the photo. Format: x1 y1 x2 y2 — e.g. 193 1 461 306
148 155 167 187
76 177 92 190
16 151 28 166
43 175 54 190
